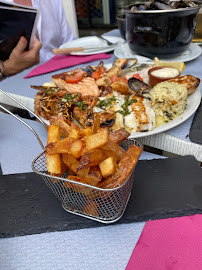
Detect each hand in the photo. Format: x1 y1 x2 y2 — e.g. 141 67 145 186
3 36 42 76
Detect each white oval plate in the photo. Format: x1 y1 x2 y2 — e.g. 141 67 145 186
59 36 125 55
114 43 202 64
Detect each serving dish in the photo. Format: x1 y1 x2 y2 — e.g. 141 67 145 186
124 2 201 58
59 36 125 55
114 43 202 63
32 138 142 223
116 14 126 40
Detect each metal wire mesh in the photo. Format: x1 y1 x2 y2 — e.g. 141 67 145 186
32 139 142 223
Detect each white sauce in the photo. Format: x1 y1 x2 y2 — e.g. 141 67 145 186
151 68 179 78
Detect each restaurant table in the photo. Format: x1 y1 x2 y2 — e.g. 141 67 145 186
0 30 202 270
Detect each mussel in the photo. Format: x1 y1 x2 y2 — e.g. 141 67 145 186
130 0 198 11
128 78 152 97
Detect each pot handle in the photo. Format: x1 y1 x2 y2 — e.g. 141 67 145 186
133 26 162 35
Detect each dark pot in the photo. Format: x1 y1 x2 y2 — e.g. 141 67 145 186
124 4 200 58
116 14 126 40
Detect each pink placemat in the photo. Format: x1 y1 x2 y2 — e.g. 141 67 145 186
126 214 202 270
24 53 111 78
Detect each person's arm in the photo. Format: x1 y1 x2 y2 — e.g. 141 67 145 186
0 36 42 79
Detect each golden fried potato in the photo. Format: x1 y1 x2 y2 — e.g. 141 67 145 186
108 129 130 144
77 148 107 171
68 123 81 139
62 153 89 178
98 145 142 189
46 128 108 158
99 157 117 178
49 115 71 138
46 125 61 174
69 139 86 158
46 137 75 154
83 128 109 154
92 112 100 134
63 175 89 189
102 140 126 162
81 127 92 137
88 166 102 181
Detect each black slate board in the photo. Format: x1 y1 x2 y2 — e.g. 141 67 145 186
189 99 202 144
1 155 202 238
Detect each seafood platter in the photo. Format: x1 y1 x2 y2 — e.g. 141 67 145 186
33 58 201 138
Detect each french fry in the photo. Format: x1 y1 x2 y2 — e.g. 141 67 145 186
92 112 100 134
69 122 81 139
52 160 67 177
98 145 142 189
99 157 117 178
102 149 119 163
49 115 71 138
62 154 101 186
77 149 107 171
88 166 102 181
81 127 92 137
62 153 89 178
83 127 108 154
108 129 130 144
47 128 108 158
69 139 86 158
46 125 61 174
46 136 75 154
102 140 125 162
45 121 142 191
83 173 101 186
63 175 89 189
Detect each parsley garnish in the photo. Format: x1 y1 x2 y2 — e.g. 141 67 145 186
98 96 116 109
117 96 137 116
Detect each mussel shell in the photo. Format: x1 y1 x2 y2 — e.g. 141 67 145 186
101 118 115 127
128 77 152 97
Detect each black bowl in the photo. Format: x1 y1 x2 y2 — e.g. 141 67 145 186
116 14 126 40
124 3 200 59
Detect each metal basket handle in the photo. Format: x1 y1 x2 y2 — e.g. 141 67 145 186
0 88 47 130
0 88 46 150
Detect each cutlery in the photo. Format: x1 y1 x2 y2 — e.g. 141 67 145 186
52 45 116 54
91 31 118 46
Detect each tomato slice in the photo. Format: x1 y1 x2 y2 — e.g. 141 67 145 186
98 66 105 75
92 70 101 80
65 68 84 83
91 66 106 80
110 75 119 83
132 73 143 82
120 75 128 84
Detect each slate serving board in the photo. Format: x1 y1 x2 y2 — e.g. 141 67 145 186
1 155 202 238
190 99 202 144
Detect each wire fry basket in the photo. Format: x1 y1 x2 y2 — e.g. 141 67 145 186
32 139 142 224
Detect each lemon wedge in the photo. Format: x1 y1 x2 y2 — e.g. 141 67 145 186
154 57 185 72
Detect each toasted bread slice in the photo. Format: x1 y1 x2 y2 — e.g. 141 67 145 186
169 75 200 95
